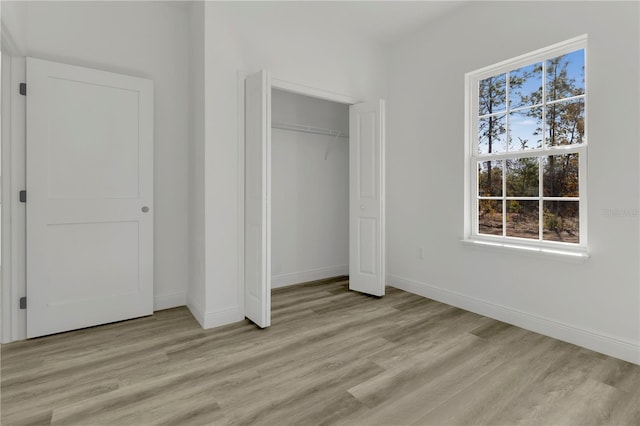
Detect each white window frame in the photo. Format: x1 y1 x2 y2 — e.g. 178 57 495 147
464 35 588 257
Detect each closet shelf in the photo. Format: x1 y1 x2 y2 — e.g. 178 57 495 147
272 121 349 139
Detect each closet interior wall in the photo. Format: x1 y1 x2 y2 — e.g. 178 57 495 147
271 89 349 288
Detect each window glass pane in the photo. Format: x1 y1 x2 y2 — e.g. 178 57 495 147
509 107 542 151
545 99 585 147
509 62 542 109
478 115 506 154
546 49 585 102
543 201 579 243
479 74 506 115
471 43 586 246
506 158 539 197
478 161 502 196
506 200 539 239
543 153 579 197
479 200 503 236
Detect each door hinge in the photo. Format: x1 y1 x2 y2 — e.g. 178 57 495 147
19 297 27 309
19 83 26 96
19 190 26 203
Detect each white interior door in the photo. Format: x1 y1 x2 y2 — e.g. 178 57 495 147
26 58 153 338
244 70 271 328
349 100 386 297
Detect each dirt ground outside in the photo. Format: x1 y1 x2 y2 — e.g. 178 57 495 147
479 212 579 244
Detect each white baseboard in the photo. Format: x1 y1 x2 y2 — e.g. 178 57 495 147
186 302 205 328
202 305 244 329
271 265 348 289
153 292 187 311
387 274 640 365
187 301 244 330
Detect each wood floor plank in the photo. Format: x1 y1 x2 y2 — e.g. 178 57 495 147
340 330 554 426
605 386 640 426
220 359 384 425
409 338 579 426
592 356 640 393
483 347 625 426
2 277 639 426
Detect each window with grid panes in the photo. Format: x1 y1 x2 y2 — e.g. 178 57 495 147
466 37 587 250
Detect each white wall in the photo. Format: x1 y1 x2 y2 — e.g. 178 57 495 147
1 1 191 339
201 1 388 327
1 0 27 54
271 90 349 288
188 1 206 321
387 1 639 363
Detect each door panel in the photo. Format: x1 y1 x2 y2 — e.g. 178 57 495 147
358 111 377 199
349 101 385 297
26 57 153 338
45 221 139 305
47 78 140 199
244 70 271 328
358 217 377 275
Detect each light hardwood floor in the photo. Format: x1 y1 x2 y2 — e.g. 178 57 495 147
2 277 639 426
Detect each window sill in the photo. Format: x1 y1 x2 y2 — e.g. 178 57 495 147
461 238 590 263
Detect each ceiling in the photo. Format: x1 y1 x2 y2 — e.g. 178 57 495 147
285 1 469 44
165 1 468 45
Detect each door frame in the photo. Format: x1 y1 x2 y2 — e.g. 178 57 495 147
1 50 154 342
2 18 31 343
237 71 361 320
1 29 28 342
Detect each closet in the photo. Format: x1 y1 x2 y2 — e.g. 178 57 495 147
243 69 385 329
270 89 350 289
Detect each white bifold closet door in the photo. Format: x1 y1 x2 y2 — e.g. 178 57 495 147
349 101 386 297
244 69 386 329
26 58 154 338
244 70 272 328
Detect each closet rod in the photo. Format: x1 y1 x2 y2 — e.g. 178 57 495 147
272 121 349 139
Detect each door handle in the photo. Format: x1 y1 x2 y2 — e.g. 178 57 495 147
141 206 149 213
